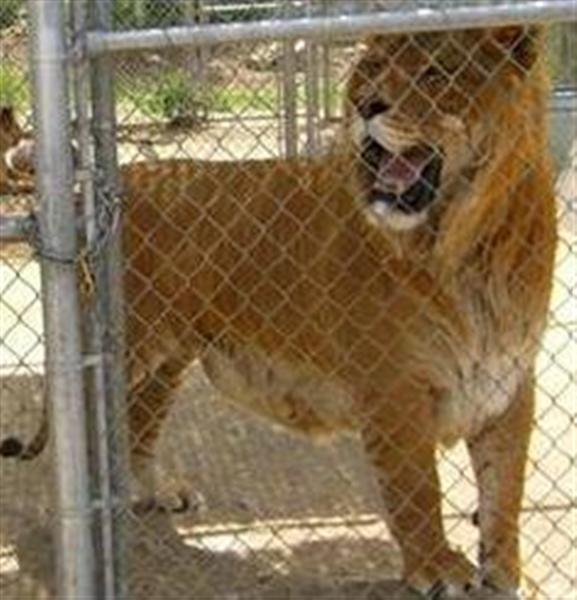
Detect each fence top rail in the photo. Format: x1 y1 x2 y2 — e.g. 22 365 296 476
85 0 577 55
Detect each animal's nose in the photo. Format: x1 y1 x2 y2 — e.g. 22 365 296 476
358 99 390 120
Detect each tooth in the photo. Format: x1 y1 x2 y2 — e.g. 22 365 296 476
367 118 418 153
442 114 466 133
4 147 17 171
352 116 367 145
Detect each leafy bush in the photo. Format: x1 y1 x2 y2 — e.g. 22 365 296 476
0 64 28 109
112 0 276 28
120 68 279 121
549 23 577 87
125 71 201 121
114 0 184 28
209 85 278 113
0 0 24 30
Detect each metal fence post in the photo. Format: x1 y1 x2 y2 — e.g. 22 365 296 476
67 0 130 597
304 0 320 154
28 0 97 597
185 0 208 124
89 0 131 597
281 1 299 157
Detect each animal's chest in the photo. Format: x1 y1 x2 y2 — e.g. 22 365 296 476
431 288 536 443
436 348 527 443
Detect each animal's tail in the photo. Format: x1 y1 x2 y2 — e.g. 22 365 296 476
0 400 48 460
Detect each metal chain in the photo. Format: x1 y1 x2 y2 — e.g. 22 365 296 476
26 181 122 297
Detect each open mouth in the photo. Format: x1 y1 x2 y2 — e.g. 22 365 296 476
359 135 444 227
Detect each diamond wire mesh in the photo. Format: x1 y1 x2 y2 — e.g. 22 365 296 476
0 255 51 599
110 8 575 599
0 2 575 599
1 8 55 599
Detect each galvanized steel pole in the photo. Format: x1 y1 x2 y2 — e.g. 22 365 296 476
88 0 130 597
28 0 96 597
281 1 299 158
0 215 34 243
304 0 320 154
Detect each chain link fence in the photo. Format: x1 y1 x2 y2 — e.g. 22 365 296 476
1 4 51 596
0 1 575 599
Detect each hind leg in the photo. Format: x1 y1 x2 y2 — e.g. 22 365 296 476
128 352 194 513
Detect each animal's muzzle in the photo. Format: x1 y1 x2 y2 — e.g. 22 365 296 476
361 137 444 215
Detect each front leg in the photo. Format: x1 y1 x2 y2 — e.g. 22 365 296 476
361 387 477 597
467 374 535 597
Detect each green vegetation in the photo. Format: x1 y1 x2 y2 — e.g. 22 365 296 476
548 23 577 87
0 64 28 109
113 0 184 29
0 0 23 30
0 0 274 30
210 84 278 113
124 71 202 121
118 71 347 124
119 70 279 121
112 0 273 29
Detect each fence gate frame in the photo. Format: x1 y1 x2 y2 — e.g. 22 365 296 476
11 0 576 598
27 1 95 598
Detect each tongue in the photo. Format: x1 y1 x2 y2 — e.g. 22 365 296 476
377 145 435 192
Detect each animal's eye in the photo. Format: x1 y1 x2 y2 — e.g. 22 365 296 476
358 99 391 120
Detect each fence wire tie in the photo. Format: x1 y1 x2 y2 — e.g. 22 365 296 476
91 494 126 512
30 217 93 293
82 352 105 369
28 214 77 266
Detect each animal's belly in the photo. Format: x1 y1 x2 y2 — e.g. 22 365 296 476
201 345 355 436
200 338 532 444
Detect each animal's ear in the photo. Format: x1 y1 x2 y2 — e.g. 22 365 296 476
492 25 544 72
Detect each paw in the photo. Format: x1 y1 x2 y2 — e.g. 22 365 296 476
407 549 480 599
130 454 206 517
412 580 521 600
132 488 205 516
132 490 189 515
416 581 476 599
473 582 522 600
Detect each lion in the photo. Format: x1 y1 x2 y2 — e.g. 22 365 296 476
1 26 557 599
0 106 34 196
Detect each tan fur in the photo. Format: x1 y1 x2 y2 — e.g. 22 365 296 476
121 26 556 596
0 107 34 195
1 27 557 597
